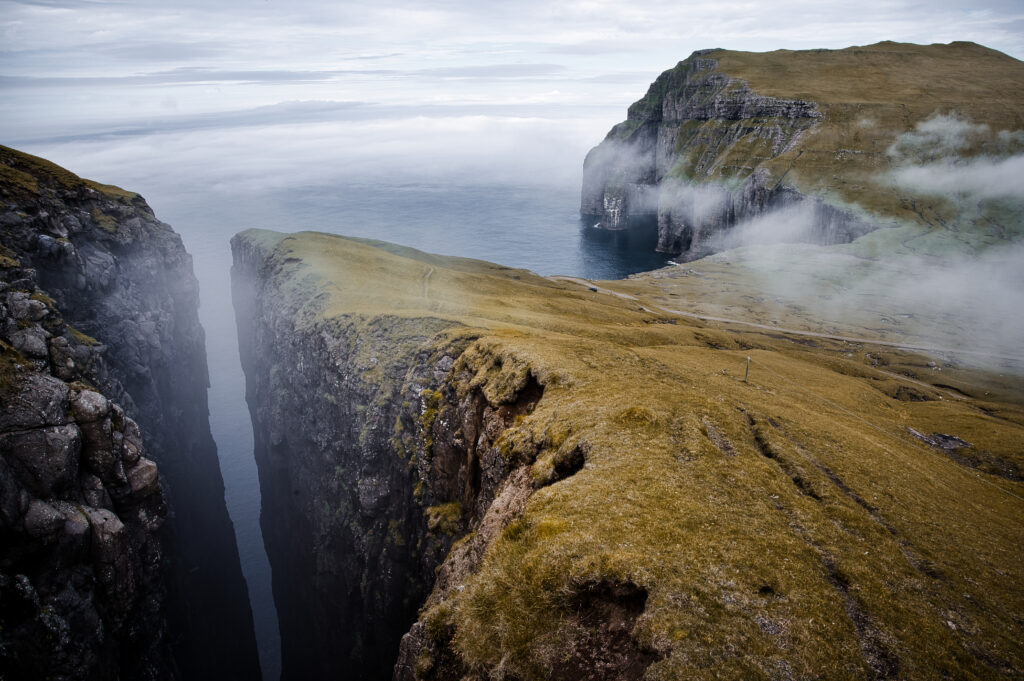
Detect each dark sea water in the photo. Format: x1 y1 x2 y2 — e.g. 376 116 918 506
152 181 669 681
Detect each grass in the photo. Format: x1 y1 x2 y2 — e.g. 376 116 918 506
0 144 138 202
0 245 19 269
67 326 100 347
606 41 1024 251
425 502 462 535
90 207 119 234
238 229 1024 679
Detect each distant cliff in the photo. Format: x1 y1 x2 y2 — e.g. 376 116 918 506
233 229 1024 680
582 41 1024 256
0 146 261 679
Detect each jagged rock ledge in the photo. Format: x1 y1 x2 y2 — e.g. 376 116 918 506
2 261 170 678
1 146 260 680
232 229 1024 680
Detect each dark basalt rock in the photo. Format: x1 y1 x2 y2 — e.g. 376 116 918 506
231 233 548 681
1 262 170 680
0 145 260 680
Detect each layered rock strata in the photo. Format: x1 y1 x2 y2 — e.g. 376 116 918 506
581 51 874 256
581 41 1024 257
0 146 260 679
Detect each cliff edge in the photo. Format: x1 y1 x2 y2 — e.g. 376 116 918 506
582 41 1024 257
233 229 1024 680
1 146 261 679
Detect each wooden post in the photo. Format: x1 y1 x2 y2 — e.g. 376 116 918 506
744 356 750 383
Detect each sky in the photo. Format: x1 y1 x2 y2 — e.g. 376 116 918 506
5 4 1023 678
2 0 1024 194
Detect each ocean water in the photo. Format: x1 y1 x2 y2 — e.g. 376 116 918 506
152 180 670 681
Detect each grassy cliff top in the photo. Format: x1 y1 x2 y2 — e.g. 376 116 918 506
0 145 138 202
238 228 1024 679
615 42 1024 245
712 41 1024 117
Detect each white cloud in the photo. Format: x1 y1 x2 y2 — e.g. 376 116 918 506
888 112 1024 200
893 155 1024 200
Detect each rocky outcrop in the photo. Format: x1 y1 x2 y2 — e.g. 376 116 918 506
0 146 260 679
1 262 170 679
581 49 877 256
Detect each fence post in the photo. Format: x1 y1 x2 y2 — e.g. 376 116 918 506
744 357 750 383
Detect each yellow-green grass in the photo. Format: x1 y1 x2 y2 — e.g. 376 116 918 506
244 229 1024 679
0 145 138 202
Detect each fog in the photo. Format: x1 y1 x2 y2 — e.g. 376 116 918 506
706 238 1024 368
16 109 663 681
27 111 610 197
889 112 1024 201
683 113 1024 368
5 2 1024 677
714 202 820 248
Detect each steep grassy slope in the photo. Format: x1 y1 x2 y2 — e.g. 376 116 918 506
582 43 1024 364
708 41 1024 217
235 229 1024 680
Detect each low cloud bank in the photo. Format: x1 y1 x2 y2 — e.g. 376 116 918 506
24 112 610 196
889 113 1024 201
704 239 1024 366
892 154 1024 201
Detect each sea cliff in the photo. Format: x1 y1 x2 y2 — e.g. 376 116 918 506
581 41 1024 256
0 146 261 679
232 228 1024 680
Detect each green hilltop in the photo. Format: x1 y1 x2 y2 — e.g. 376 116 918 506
236 228 1024 680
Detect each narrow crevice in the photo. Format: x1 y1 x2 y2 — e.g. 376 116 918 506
765 493 901 681
744 411 821 500
702 417 736 457
767 419 949 582
821 554 902 680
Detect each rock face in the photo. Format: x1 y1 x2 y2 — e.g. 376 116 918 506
232 232 540 680
232 232 565 680
0 146 261 680
1 261 170 679
581 41 1024 257
581 50 875 256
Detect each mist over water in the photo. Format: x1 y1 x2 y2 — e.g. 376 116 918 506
13 107 675 678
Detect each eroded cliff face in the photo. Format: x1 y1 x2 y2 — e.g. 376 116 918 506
232 231 556 680
581 51 872 256
1 262 170 679
233 229 1024 681
0 146 260 679
581 41 1024 257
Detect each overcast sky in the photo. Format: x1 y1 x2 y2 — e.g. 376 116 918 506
2 0 1023 191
